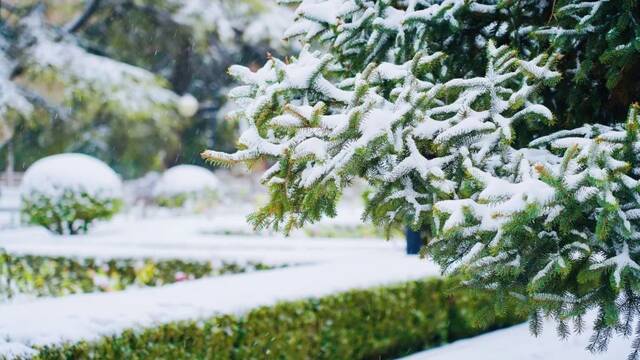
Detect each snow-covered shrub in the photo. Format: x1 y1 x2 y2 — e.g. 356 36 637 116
26 277 522 359
153 165 220 209
20 153 123 235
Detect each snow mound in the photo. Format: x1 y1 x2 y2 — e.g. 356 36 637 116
21 153 122 200
153 165 220 197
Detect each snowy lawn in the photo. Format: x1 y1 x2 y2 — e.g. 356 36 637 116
401 314 632 360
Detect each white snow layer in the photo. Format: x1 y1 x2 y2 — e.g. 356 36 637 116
0 215 403 265
152 165 220 197
243 6 294 49
20 153 122 200
169 0 293 51
0 253 437 357
401 313 630 360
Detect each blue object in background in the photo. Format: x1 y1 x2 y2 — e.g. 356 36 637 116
405 228 422 255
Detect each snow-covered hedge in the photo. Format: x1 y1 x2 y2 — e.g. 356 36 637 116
20 154 123 234
152 165 220 209
0 251 275 301
29 278 522 359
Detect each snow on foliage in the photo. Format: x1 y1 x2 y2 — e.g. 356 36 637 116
243 5 294 50
20 154 123 235
0 41 33 147
204 0 640 356
168 0 293 51
0 252 433 357
169 0 237 44
21 153 122 201
19 11 180 119
204 41 559 232
153 165 220 198
0 52 32 118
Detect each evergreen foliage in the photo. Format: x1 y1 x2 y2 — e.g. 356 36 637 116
204 0 640 355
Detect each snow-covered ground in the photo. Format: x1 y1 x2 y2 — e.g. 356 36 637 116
0 253 436 358
0 206 402 265
401 315 631 360
0 186 20 229
2 176 633 359
0 197 417 358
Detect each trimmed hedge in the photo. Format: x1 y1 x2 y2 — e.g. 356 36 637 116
0 251 275 300
30 277 525 359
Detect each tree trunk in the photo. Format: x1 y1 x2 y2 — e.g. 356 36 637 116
5 141 15 187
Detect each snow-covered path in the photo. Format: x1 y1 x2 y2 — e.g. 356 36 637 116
0 253 437 357
0 214 404 264
400 316 632 360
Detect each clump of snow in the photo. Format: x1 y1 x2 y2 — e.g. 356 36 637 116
152 165 220 197
21 153 122 201
177 94 199 117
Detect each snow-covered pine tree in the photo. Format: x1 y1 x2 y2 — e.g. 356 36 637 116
0 0 292 177
204 0 640 356
432 104 640 354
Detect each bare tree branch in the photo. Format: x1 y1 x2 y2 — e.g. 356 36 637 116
63 0 101 33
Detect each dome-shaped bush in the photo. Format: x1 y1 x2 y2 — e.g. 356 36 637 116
21 153 123 234
153 165 220 209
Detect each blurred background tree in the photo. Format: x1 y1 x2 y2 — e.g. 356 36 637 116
0 0 293 178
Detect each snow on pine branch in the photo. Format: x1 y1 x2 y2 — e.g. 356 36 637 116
205 0 640 354
283 0 626 93
431 105 640 319
285 0 497 61
203 41 559 232
535 0 609 38
168 0 293 50
0 43 33 146
0 44 33 118
281 0 565 69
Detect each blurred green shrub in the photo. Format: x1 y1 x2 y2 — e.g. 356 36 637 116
21 191 123 235
155 193 189 208
154 189 218 210
0 252 275 300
